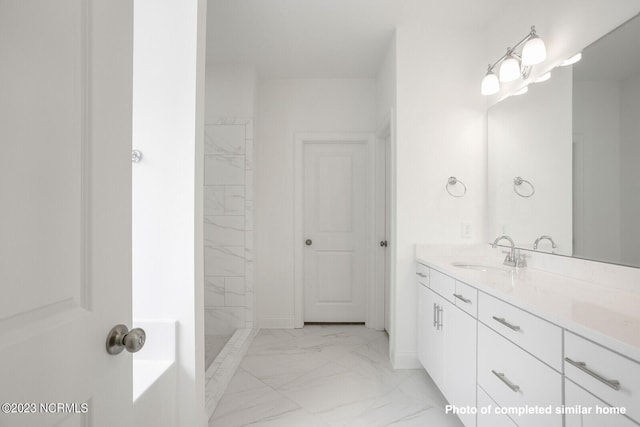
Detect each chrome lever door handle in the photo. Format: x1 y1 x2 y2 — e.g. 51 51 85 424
106 324 146 355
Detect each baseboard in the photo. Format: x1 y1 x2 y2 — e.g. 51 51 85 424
391 351 421 369
258 315 295 329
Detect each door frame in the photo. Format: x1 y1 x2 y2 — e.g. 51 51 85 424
294 132 376 328
376 122 392 333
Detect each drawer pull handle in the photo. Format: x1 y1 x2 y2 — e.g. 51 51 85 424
453 293 471 304
492 370 520 392
415 272 427 278
433 303 438 327
564 357 621 391
492 316 521 331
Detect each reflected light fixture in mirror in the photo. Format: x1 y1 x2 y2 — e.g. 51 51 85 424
481 25 546 95
513 86 529 96
535 71 551 83
562 52 582 66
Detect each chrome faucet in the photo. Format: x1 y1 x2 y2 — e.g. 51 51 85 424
492 235 526 268
533 235 557 251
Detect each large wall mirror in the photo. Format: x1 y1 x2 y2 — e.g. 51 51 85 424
488 13 640 268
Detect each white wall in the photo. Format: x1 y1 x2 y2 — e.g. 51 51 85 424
485 0 640 102
132 0 207 425
392 25 488 368
376 36 396 129
255 79 377 328
489 66 573 253
205 64 256 123
620 73 640 265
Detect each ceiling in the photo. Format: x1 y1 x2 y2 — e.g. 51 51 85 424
574 13 640 82
206 0 509 78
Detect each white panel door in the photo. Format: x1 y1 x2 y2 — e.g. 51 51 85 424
0 1 134 426
304 142 367 322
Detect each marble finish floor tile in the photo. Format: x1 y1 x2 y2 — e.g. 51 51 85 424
209 325 463 427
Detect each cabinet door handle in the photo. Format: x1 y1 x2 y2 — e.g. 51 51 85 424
453 293 471 304
433 303 438 327
415 272 426 278
564 357 621 391
492 370 520 392
492 316 521 331
437 306 444 330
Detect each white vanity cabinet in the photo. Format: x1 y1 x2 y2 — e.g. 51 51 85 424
565 379 638 427
445 298 477 427
417 281 445 387
416 258 640 427
477 386 518 427
564 332 640 425
416 264 477 427
477 323 562 427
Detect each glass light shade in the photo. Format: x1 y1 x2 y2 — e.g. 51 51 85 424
522 36 546 66
562 52 582 66
499 56 521 82
481 71 500 95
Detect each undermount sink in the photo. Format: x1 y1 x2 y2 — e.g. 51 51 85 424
451 262 512 272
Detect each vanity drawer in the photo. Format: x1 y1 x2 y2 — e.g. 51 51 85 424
565 378 638 427
430 268 455 303
478 324 562 427
454 280 478 318
479 292 562 371
564 331 640 423
416 263 429 286
477 386 517 427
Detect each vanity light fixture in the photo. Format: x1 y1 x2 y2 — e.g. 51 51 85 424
481 25 546 95
561 52 582 66
499 52 522 82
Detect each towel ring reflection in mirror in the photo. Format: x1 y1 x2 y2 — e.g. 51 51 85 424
446 177 467 198
132 150 143 163
513 176 535 198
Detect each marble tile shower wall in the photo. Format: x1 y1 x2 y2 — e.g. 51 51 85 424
204 119 254 332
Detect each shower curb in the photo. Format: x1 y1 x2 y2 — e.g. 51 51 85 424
205 328 258 420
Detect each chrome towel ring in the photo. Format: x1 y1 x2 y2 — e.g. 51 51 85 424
446 177 467 198
513 176 535 198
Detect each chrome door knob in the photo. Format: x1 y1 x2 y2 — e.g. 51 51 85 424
305 239 312 246
106 324 146 355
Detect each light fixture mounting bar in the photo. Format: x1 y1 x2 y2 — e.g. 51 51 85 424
487 26 538 71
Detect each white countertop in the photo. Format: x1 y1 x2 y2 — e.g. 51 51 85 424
416 246 640 362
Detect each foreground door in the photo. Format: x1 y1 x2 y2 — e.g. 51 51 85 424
303 140 368 322
0 1 134 426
